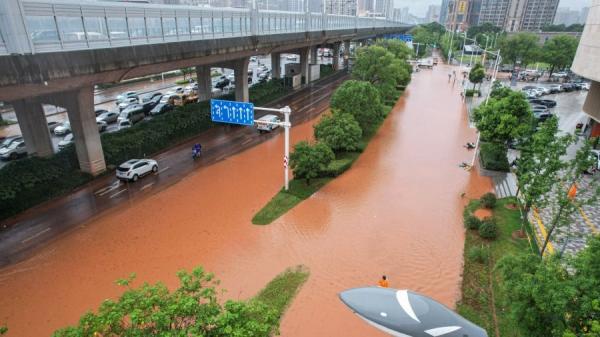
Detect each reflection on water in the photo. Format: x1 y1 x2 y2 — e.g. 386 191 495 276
0 64 491 337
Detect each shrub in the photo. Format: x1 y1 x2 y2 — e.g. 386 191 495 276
289 141 335 185
330 80 384 133
465 89 481 97
480 192 497 209
320 64 335 78
464 214 482 230
314 113 362 152
479 218 498 239
467 246 489 264
480 142 510 172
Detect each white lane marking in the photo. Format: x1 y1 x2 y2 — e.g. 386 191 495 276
425 326 462 336
21 228 51 244
157 166 169 174
140 182 154 191
396 290 420 323
109 188 127 199
95 181 121 196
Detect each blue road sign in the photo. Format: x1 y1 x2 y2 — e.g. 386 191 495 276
210 99 255 126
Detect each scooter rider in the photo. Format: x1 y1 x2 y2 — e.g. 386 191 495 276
192 143 202 158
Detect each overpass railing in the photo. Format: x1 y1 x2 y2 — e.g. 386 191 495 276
0 0 407 55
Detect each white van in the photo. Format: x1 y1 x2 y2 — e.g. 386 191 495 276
118 104 145 124
255 114 281 133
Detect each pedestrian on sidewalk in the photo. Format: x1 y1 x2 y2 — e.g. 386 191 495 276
378 275 389 288
448 73 452 82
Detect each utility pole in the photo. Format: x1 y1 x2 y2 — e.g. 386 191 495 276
459 32 466 68
447 29 454 62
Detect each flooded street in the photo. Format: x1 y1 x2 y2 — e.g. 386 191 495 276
0 64 491 336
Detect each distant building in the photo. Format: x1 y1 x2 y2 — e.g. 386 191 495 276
325 0 357 15
445 0 472 31
468 0 559 32
554 7 586 25
426 5 441 23
440 0 450 25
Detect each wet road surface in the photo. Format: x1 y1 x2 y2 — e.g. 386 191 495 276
0 64 492 336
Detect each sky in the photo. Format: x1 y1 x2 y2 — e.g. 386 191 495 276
393 0 591 17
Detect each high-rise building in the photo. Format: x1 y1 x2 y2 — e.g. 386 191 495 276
445 0 472 31
325 0 357 15
478 0 510 27
440 0 450 25
471 0 559 31
426 5 441 23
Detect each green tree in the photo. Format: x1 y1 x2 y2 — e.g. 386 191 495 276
180 67 194 80
330 80 385 132
539 141 600 256
351 46 400 101
498 32 541 66
314 113 362 152
52 267 279 337
375 38 413 60
410 26 435 57
468 63 485 90
542 34 579 77
497 236 600 337
473 90 534 144
289 141 334 185
514 117 573 233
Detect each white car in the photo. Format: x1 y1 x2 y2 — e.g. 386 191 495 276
160 94 176 104
581 82 591 90
58 134 74 150
118 120 132 130
255 114 281 133
54 121 71 136
0 139 27 160
97 111 119 124
118 97 139 110
116 158 159 182
286 54 298 61
172 86 184 94
116 91 138 103
97 120 108 132
552 71 568 78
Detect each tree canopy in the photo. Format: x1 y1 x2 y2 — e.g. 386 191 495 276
473 90 533 144
289 141 335 185
542 34 579 75
330 80 385 132
542 24 584 32
351 45 400 101
314 113 362 152
498 32 541 66
468 63 485 90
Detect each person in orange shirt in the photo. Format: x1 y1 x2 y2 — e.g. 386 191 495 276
378 275 389 288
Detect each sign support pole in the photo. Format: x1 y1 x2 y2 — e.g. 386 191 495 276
254 105 292 191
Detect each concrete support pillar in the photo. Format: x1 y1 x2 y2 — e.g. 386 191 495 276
343 40 351 69
332 43 341 71
195 65 212 102
310 47 319 64
234 58 250 102
300 47 310 84
61 87 106 175
12 99 54 157
271 53 281 79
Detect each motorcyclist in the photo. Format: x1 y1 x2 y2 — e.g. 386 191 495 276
192 143 202 158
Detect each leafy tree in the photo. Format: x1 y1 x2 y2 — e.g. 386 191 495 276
52 267 280 337
180 67 194 80
314 113 362 152
289 141 334 185
498 32 541 66
542 24 584 32
542 34 579 76
375 39 413 60
0 326 6 335
497 236 600 337
351 46 400 101
330 80 384 132
514 117 572 232
539 141 600 256
467 23 502 39
473 90 534 144
468 63 485 90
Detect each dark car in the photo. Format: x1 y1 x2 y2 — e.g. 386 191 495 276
533 110 552 122
149 103 173 116
562 83 576 92
141 92 163 102
95 108 109 117
142 95 162 114
215 77 230 90
528 98 557 108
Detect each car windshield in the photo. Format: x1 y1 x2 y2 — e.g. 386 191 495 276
116 166 130 172
62 122 70 128
64 134 74 141
1 138 16 147
7 141 21 149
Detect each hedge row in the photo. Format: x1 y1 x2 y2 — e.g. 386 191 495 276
480 142 510 172
0 79 291 222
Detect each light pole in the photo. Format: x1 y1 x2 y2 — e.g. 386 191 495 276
447 29 455 62
459 32 466 68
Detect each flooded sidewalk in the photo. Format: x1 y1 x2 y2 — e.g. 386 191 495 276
0 64 492 337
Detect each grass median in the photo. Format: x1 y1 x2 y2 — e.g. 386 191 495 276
458 197 537 337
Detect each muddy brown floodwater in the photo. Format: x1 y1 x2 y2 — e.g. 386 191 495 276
0 64 492 337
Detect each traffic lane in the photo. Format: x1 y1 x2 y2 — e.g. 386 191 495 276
0 72 348 268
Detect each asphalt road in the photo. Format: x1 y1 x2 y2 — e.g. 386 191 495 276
0 71 349 268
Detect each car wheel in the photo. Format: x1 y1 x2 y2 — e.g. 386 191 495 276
152 165 158 173
132 174 138 182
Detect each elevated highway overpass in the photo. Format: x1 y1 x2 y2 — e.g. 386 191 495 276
0 0 410 174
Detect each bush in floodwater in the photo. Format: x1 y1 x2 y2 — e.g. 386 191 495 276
479 218 498 240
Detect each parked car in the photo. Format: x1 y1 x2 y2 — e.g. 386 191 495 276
552 71 568 78
562 83 576 92
528 98 557 108
533 110 552 122
118 97 139 111
116 158 159 182
257 72 269 81
250 56 257 62
256 65 269 73
548 84 563 93
149 103 173 116
530 104 548 111
141 92 162 102
118 120 132 130
215 76 230 90
54 121 71 135
119 104 145 124
185 83 198 92
96 111 119 124
142 95 161 113
286 54 298 61
0 139 27 160
1 136 23 149
116 91 139 103
47 121 60 133
160 94 177 104
95 109 109 117
97 120 108 132
255 114 281 133
172 86 185 94
591 150 600 172
58 134 74 150
580 82 591 90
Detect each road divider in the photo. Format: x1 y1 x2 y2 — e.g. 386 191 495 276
21 228 51 244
